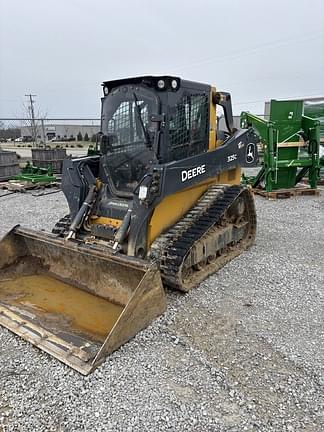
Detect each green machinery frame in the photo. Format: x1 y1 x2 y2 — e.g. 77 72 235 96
241 100 321 191
11 162 57 184
304 100 324 178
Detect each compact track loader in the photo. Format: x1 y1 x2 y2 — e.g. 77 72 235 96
0 76 258 374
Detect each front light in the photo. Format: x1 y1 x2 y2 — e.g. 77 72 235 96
171 79 178 90
103 86 109 96
157 79 165 90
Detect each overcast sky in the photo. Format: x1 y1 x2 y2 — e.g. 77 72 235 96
0 0 323 118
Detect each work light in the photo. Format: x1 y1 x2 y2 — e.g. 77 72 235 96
157 79 165 89
171 79 178 89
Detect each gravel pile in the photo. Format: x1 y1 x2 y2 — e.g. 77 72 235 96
0 189 323 431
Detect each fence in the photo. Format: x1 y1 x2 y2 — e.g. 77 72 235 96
0 118 101 148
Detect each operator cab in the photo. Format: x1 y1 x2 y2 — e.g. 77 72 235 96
99 76 210 196
100 82 159 194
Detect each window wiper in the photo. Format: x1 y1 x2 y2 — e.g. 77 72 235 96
133 92 151 148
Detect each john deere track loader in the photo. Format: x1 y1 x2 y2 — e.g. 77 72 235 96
0 76 258 374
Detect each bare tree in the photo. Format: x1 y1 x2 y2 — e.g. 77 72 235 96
21 95 47 147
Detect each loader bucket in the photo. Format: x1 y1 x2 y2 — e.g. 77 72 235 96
0 227 166 374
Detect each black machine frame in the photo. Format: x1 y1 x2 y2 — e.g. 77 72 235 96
61 76 259 257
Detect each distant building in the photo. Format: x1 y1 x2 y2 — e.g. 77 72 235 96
21 124 100 141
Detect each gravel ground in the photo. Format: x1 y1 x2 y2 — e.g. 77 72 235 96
0 188 323 431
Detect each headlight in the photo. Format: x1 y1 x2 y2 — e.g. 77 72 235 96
157 79 165 90
103 86 109 96
171 79 178 90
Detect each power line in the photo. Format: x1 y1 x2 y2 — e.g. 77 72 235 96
169 32 324 74
233 93 324 106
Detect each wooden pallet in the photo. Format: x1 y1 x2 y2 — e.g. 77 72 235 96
0 180 59 192
253 187 320 199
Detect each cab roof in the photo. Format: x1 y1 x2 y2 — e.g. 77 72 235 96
102 75 210 93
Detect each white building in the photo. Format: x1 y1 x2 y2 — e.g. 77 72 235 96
21 123 100 142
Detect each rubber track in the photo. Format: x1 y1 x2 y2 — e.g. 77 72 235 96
150 185 255 290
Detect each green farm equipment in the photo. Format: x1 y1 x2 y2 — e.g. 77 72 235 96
241 100 321 192
304 100 324 140
320 151 324 184
11 162 57 184
87 145 98 156
304 100 324 183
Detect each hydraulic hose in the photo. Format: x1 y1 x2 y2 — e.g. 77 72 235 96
113 208 132 250
66 184 96 240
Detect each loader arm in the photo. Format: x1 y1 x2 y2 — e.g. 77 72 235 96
126 127 258 257
213 91 235 133
159 128 258 197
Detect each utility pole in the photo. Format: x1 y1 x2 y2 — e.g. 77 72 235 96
25 94 37 146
